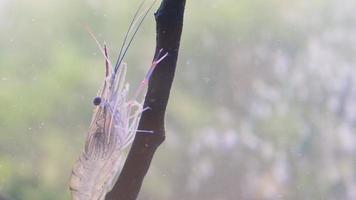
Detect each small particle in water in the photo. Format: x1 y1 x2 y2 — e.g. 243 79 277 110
203 77 210 83
39 122 45 129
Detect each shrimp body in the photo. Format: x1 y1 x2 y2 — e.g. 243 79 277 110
69 42 167 199
69 62 139 200
69 1 166 198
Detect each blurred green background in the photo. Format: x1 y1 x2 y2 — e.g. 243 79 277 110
1 0 356 199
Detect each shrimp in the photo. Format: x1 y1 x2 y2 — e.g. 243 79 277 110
69 1 166 199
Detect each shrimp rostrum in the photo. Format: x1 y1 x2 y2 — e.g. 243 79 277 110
69 2 167 199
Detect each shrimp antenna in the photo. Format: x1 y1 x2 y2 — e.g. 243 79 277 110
114 0 147 71
114 0 158 73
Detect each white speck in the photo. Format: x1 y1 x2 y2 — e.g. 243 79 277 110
39 122 45 129
1 77 8 81
203 77 210 83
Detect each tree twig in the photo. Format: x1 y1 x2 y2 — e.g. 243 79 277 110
105 0 186 199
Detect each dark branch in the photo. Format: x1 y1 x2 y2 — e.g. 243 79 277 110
105 0 186 199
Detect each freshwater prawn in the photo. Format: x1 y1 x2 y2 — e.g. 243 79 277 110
69 1 167 199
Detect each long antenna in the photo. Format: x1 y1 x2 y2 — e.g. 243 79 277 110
114 0 147 72
115 0 158 73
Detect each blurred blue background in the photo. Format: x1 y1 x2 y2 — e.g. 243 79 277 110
0 0 355 199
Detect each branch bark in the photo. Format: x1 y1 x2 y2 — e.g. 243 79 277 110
106 0 186 199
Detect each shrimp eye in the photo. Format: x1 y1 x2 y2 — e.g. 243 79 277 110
93 96 101 106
